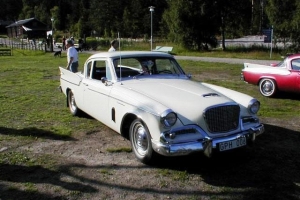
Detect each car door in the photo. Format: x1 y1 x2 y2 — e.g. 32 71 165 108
81 59 113 125
290 58 300 92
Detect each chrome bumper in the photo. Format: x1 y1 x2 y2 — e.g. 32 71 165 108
152 124 264 157
240 73 245 81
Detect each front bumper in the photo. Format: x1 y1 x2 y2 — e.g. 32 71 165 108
152 124 264 157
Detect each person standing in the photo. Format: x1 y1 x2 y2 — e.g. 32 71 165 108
66 39 79 72
108 40 118 52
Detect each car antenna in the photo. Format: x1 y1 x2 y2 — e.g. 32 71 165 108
118 32 123 84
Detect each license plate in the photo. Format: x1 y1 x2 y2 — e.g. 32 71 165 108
219 137 246 152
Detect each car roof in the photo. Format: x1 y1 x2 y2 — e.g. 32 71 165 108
88 51 174 60
287 53 300 59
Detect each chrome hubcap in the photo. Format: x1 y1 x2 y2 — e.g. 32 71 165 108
262 80 274 95
134 125 148 155
70 95 76 110
69 92 77 111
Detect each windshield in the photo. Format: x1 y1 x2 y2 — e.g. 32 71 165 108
112 57 185 78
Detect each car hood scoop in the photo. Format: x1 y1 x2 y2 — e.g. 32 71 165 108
202 93 220 98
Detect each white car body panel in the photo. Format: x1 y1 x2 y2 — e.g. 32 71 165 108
243 63 291 75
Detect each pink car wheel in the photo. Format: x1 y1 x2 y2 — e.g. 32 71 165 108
259 78 277 97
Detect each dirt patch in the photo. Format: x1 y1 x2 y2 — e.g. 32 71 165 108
2 126 224 200
1 116 300 200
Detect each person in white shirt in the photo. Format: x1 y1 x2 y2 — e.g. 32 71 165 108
108 40 118 52
66 39 79 72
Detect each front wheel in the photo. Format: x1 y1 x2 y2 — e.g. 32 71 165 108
129 119 155 164
259 78 277 97
67 90 80 116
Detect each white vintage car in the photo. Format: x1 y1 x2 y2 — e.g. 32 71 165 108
59 51 264 164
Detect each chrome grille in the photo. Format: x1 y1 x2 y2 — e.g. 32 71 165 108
204 105 240 133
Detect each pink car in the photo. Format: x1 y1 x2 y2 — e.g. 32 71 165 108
241 53 300 97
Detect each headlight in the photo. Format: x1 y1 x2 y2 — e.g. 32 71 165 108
248 99 260 114
160 109 177 127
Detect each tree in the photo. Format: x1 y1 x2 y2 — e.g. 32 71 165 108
89 0 126 38
215 0 253 50
50 6 60 32
7 0 299 52
290 1 300 51
163 0 219 50
122 0 146 38
34 4 49 24
265 0 300 51
77 0 91 38
265 0 292 37
0 0 22 20
19 0 34 19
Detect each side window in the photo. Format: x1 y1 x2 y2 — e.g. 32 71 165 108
92 60 107 80
291 59 300 71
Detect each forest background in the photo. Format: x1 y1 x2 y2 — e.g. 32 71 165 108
1 0 300 52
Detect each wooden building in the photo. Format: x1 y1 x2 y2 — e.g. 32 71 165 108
6 18 49 39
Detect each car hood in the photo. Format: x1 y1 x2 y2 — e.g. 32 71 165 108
116 78 235 124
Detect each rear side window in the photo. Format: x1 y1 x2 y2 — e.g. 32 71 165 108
291 59 300 71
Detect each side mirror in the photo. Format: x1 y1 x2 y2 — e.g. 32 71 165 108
101 77 107 84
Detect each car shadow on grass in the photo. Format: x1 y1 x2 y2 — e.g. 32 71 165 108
0 164 98 199
0 127 76 141
152 123 300 199
274 91 300 100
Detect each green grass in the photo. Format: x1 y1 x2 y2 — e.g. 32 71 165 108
1 49 296 138
0 49 94 137
1 49 300 199
176 48 282 60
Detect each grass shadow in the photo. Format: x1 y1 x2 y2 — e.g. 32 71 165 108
274 91 300 100
0 164 97 199
0 127 76 141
